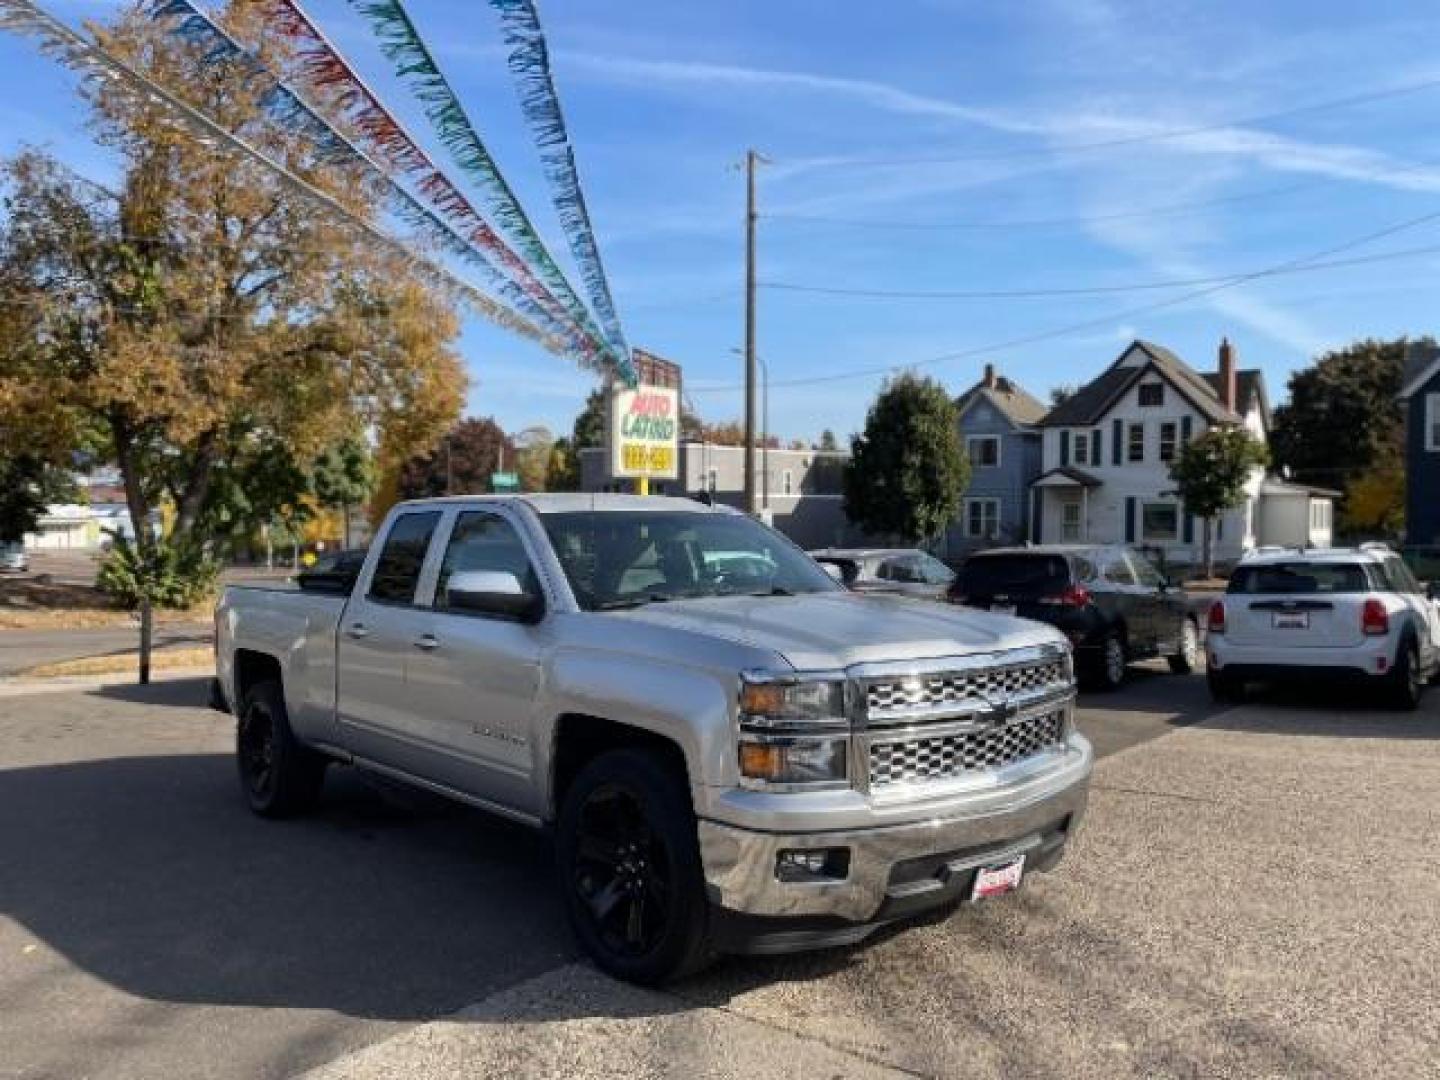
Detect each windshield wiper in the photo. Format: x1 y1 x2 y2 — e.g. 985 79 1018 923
592 593 678 611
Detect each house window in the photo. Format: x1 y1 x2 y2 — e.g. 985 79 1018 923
1141 501 1179 542
1073 433 1089 465
1159 422 1178 462
1138 383 1164 408
1061 500 1082 541
965 498 1001 539
968 435 1000 467
1128 422 1145 462
782 469 794 496
1428 393 1440 451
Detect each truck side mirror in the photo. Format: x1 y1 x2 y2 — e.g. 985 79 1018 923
446 570 544 622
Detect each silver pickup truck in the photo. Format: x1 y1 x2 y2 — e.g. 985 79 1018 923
215 494 1092 983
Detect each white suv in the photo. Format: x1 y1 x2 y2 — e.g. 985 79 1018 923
1205 545 1440 710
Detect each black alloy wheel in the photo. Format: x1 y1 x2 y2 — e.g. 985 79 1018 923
572 782 672 960
236 680 326 818
238 697 278 805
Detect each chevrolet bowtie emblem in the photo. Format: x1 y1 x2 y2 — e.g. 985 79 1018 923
974 692 1019 727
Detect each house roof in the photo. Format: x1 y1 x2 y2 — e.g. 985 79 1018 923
1401 341 1440 399
1200 369 1270 426
1030 465 1103 488
1260 476 1341 499
955 374 1048 427
1041 339 1249 427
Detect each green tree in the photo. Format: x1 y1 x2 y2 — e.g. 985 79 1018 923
399 418 515 498
0 455 78 544
545 436 579 491
843 373 969 543
571 387 609 453
311 435 376 547
1271 338 1420 491
512 426 555 493
816 429 839 452
1168 427 1269 578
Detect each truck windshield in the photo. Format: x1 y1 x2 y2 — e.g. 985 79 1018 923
539 510 840 611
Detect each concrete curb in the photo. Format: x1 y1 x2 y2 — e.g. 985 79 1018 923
0 666 214 698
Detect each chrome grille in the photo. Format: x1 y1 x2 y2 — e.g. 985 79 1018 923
865 659 1066 716
868 710 1065 788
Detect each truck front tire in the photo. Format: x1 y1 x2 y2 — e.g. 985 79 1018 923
556 747 713 985
237 679 327 818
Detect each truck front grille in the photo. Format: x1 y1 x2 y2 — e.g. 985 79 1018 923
864 658 1066 718
867 709 1065 788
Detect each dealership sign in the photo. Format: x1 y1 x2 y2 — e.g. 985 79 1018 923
610 383 679 479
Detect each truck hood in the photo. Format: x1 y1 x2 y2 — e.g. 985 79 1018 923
608 591 1064 670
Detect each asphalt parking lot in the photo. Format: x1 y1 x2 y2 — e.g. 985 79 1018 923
1 666 1437 1079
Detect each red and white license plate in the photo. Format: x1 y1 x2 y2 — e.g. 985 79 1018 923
970 856 1025 902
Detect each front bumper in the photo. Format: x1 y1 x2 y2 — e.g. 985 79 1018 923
697 733 1092 929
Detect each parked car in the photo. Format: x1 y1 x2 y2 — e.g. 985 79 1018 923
295 548 368 594
0 545 28 573
807 547 956 600
216 495 1091 984
950 544 1199 690
1205 544 1440 709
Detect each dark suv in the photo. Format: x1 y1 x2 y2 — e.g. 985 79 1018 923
950 545 1200 689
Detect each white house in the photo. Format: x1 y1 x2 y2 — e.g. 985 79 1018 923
1031 338 1333 567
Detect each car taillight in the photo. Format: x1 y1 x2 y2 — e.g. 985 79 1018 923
1207 600 1226 634
1059 584 1090 608
1362 599 1389 636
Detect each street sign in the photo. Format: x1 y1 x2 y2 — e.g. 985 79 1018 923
491 471 520 492
609 382 679 480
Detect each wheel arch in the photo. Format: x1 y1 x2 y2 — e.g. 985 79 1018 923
547 714 690 823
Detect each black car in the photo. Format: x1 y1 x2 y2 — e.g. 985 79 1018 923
295 548 368 594
950 545 1200 690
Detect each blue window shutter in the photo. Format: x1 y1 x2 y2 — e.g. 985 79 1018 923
1092 429 1102 466
1183 508 1194 543
1031 490 1041 543
1125 497 1137 542
1181 415 1193 445
1112 419 1123 465
1216 516 1224 541
1060 430 1070 466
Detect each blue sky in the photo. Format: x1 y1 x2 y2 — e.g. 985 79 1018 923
6 1 1440 443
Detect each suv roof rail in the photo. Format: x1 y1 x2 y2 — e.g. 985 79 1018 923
1358 541 1393 553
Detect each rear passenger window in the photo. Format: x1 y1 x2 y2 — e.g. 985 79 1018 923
1383 558 1423 596
367 512 441 605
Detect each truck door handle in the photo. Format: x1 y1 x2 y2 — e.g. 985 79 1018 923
345 623 371 640
412 634 440 651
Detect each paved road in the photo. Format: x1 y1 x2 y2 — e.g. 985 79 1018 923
0 623 212 676
1 668 1436 1078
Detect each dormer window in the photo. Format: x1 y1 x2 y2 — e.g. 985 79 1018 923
1138 383 1164 408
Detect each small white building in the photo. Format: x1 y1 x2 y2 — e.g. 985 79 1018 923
1032 338 1333 567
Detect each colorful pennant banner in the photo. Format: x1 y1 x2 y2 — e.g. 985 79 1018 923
344 0 630 385
488 0 632 378
144 0 596 367
251 0 622 376
0 0 572 358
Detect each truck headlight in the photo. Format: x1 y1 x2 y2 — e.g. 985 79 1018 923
738 736 848 788
738 673 847 728
737 672 850 789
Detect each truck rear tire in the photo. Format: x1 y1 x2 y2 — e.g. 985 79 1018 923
556 747 713 985
237 679 327 818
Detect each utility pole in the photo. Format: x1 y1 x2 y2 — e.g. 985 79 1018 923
743 148 761 515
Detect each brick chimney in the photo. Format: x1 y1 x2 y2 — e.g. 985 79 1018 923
983 363 997 389
1217 337 1237 412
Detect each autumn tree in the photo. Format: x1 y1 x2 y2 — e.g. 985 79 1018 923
512 425 555 492
1168 427 1269 578
399 418 515 498
0 4 464 679
844 374 969 543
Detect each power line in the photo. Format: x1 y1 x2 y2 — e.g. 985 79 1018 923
690 204 1440 392
759 243 1440 301
787 75 1440 170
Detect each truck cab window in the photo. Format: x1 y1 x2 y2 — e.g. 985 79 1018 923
367 511 441 605
436 512 538 608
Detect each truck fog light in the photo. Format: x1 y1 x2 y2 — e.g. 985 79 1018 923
776 847 850 882
739 739 846 787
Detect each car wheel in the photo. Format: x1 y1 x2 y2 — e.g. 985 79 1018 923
1388 640 1423 712
1206 666 1245 704
557 747 713 985
237 680 327 818
1086 633 1127 691
1168 618 1200 675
